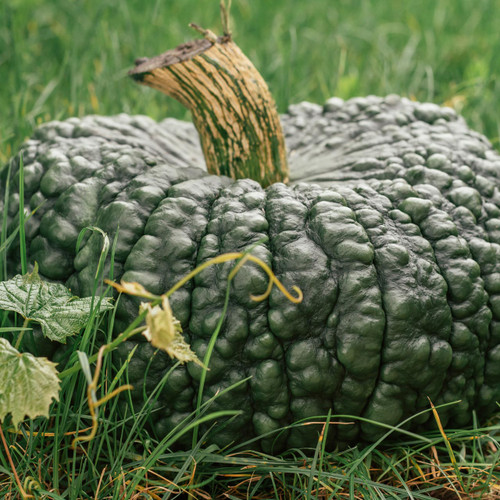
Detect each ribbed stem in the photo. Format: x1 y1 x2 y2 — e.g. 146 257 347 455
129 37 289 187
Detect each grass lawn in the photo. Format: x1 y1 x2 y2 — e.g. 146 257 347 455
1 0 500 498
1 0 499 163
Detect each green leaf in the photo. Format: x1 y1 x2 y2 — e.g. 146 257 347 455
0 265 114 342
141 296 204 367
0 338 60 426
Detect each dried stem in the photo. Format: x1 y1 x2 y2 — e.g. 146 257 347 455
129 16 288 187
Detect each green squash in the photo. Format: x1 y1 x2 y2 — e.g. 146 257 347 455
2 94 500 451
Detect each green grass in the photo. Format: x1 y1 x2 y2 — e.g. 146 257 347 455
1 241 500 499
2 0 500 498
1 0 499 164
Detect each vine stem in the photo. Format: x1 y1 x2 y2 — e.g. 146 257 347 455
58 326 146 380
0 425 32 498
220 0 232 37
72 345 133 448
14 317 30 350
61 251 302 379
164 252 302 303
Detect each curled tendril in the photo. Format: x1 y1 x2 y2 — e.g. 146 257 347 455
244 255 303 303
23 476 41 496
164 251 303 304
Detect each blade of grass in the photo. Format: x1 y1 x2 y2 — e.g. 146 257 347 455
0 162 12 282
191 276 232 449
17 154 26 275
428 397 465 493
124 410 241 500
190 238 270 448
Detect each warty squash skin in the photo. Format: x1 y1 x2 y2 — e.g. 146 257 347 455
2 94 500 451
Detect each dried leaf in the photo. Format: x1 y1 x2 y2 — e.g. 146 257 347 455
141 296 204 367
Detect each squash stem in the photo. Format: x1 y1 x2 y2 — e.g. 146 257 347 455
129 31 288 187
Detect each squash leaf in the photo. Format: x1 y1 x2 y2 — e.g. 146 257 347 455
140 296 205 367
0 265 114 343
0 338 60 426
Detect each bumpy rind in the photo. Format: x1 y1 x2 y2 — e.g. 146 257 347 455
2 95 500 451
